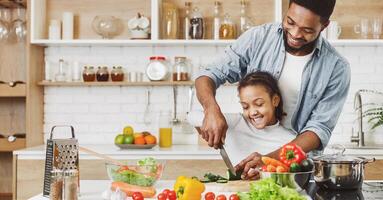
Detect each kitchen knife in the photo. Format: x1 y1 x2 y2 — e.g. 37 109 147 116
219 145 237 176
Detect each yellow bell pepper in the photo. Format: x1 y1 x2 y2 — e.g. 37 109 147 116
173 176 205 200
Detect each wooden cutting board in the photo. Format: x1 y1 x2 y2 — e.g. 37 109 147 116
204 180 253 192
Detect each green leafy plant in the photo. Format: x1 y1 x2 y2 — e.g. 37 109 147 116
363 105 383 130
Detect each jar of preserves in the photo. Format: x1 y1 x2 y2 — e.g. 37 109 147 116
146 56 169 81
172 56 189 81
111 66 124 82
82 66 96 82
96 66 109 82
219 13 236 39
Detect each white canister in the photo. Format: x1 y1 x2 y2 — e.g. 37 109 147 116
62 12 74 39
45 59 52 81
48 20 61 40
72 61 81 81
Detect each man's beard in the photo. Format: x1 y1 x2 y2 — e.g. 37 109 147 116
283 29 318 54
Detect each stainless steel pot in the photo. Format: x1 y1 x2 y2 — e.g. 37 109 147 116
313 145 375 190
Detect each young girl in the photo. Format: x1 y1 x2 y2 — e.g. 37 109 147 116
188 71 296 165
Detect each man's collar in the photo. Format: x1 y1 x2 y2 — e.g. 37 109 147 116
277 23 323 57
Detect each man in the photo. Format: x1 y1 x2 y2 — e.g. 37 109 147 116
195 0 350 179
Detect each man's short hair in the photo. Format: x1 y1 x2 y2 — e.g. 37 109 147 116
289 0 336 22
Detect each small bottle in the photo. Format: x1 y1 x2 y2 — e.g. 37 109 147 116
184 2 192 40
239 0 253 36
219 13 236 39
55 59 67 82
189 7 204 39
213 1 221 40
63 169 78 200
96 66 109 82
82 66 96 82
50 169 63 200
172 57 189 81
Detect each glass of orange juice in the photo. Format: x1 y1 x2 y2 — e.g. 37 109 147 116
159 111 172 148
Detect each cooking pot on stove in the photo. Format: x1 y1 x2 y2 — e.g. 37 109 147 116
313 144 375 190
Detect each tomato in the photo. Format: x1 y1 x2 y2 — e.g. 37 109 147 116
132 191 144 200
168 190 177 200
162 189 170 198
157 193 166 200
205 192 215 200
216 194 227 200
229 194 239 200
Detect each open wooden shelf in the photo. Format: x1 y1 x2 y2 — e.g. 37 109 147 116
0 0 26 8
38 80 194 86
0 138 26 152
0 84 26 97
31 39 235 46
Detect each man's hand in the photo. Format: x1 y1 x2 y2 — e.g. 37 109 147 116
235 152 263 180
200 106 228 149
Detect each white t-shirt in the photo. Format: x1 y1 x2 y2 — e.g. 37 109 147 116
187 111 296 165
279 51 314 130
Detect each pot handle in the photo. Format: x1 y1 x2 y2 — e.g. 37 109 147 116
361 157 376 164
328 144 346 155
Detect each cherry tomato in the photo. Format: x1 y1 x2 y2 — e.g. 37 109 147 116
132 192 144 200
205 192 215 200
168 190 177 200
229 194 239 200
216 194 227 200
162 189 170 198
261 165 267 172
157 193 166 200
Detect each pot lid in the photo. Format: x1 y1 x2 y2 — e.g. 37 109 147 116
313 144 369 164
313 153 366 164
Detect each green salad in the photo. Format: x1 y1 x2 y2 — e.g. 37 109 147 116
238 178 306 200
109 157 158 187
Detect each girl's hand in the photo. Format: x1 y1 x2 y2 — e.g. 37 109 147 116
235 152 263 180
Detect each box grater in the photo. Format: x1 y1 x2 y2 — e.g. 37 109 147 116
43 125 79 197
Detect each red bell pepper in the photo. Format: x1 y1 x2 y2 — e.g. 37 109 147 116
279 144 306 167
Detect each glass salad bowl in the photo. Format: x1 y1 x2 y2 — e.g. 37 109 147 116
91 15 123 39
105 158 165 187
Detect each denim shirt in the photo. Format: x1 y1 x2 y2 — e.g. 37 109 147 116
197 23 351 150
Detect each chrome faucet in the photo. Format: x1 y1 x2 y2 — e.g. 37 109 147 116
351 90 365 147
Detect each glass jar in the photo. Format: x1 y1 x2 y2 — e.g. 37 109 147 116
146 56 169 81
50 169 63 200
82 66 96 82
96 66 109 82
111 66 124 82
172 56 189 81
189 7 204 39
55 59 67 82
162 2 179 39
63 169 78 200
219 13 236 39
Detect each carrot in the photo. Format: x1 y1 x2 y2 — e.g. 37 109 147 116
262 156 288 170
276 166 287 173
266 165 276 172
111 181 156 198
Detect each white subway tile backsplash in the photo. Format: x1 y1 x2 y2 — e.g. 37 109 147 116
43 45 383 144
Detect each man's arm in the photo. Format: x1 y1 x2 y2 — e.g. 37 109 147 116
195 76 228 148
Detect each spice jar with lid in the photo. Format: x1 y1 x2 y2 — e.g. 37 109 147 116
146 56 169 81
82 66 96 82
111 66 124 82
96 66 109 82
172 56 190 81
63 169 78 200
50 169 63 200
